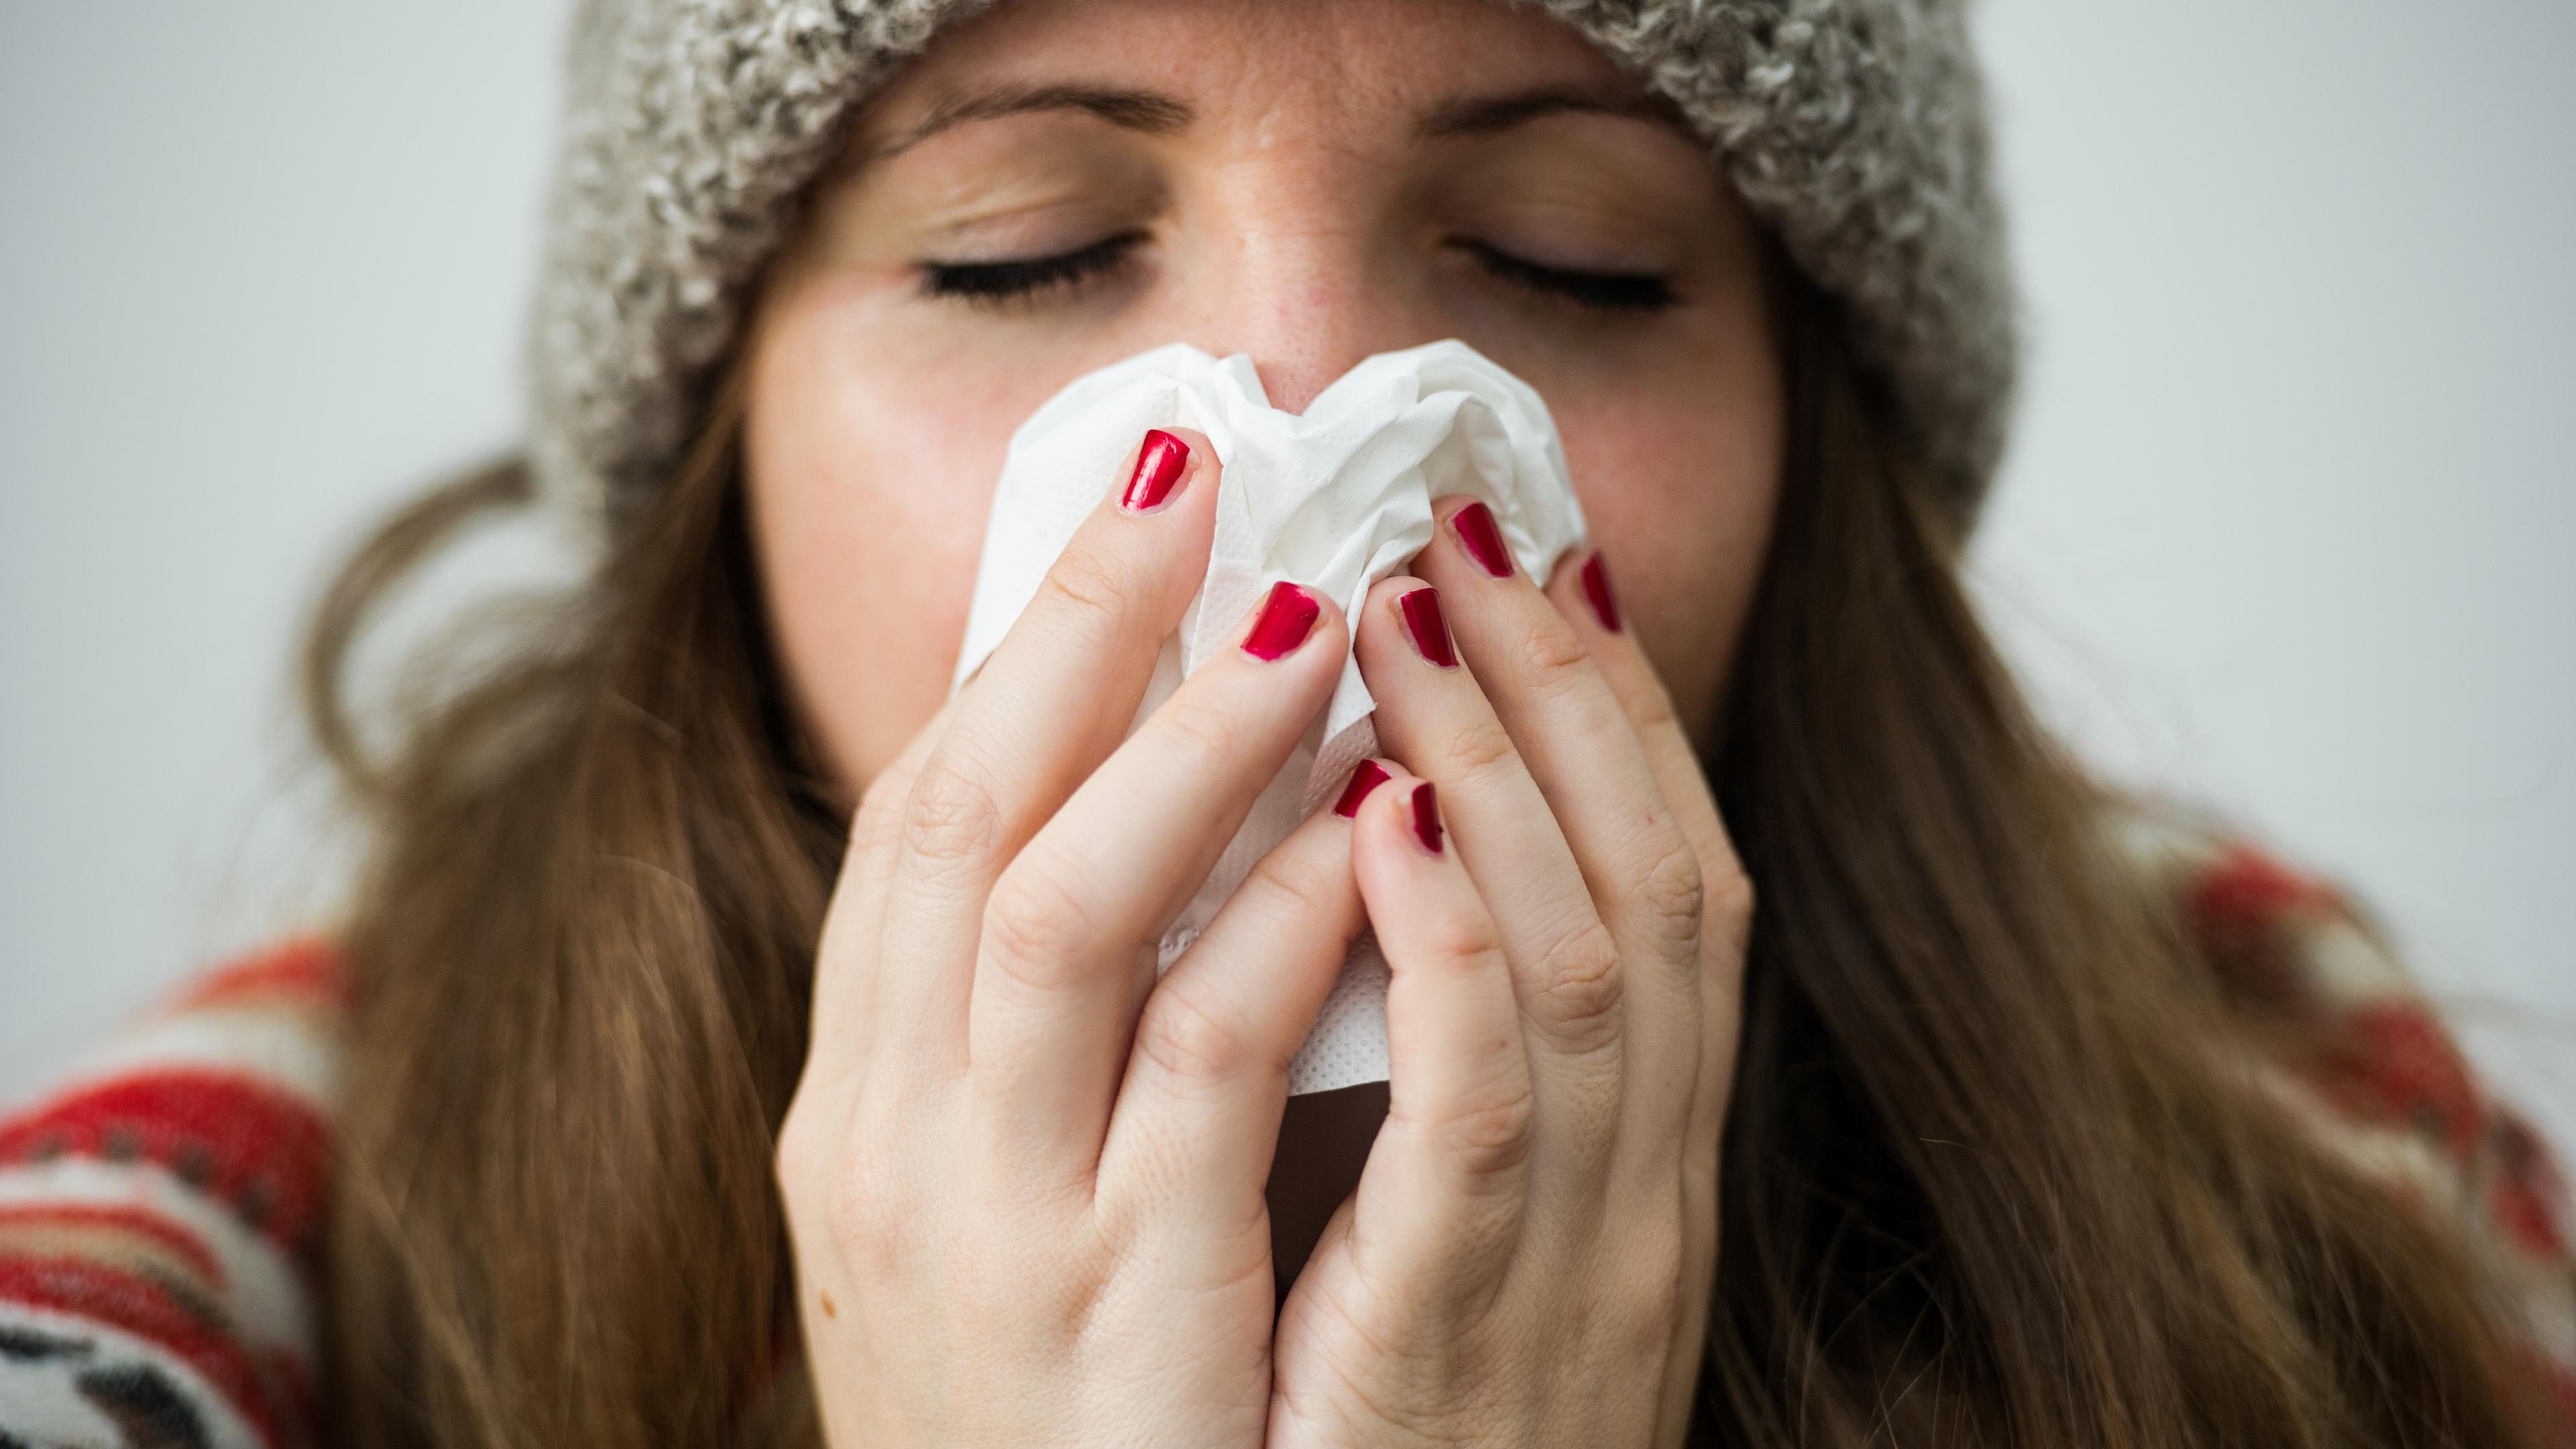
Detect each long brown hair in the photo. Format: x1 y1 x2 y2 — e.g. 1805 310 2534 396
307 253 2540 1444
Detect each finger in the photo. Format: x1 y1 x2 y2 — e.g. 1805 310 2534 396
1352 574 1624 1191
968 580 1347 1186
808 696 960 1075
1346 769 1534 1284
1544 546 1752 981
1411 501 1706 1157
871 427 1219 1084
1547 545 1746 1447
1546 545 1750 1284
1097 760 1383 1227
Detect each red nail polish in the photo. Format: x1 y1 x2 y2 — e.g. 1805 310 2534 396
1397 587 1456 667
1242 580 1322 660
1578 552 1623 633
1121 429 1190 513
1332 759 1392 817
1409 782 1444 855
1450 501 1513 578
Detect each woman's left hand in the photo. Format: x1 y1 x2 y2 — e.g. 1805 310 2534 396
1269 498 1754 1449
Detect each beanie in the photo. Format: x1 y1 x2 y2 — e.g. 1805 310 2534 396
527 0 2017 539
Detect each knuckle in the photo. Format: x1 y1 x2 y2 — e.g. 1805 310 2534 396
1435 1081 1538 1180
1441 716 1523 796
1036 541 1140 638
1528 916 1625 1051
1611 1224 1688 1348
812 1122 917 1278
1135 982 1257 1088
980 859 1108 997
1703 860 1757 954
1622 674 1684 741
1424 904 1511 977
902 753 1006 869
1509 616 1597 704
1148 698 1244 777
1628 834 1707 958
1248 843 1346 926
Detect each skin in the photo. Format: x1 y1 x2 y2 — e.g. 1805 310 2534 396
755 0 1779 1442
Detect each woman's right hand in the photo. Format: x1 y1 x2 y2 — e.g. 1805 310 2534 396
775 428 1369 1448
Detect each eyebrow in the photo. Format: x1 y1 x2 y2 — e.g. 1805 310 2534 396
857 83 1193 169
852 80 1693 170
1412 84 1692 143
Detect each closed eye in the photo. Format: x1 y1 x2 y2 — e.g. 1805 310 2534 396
914 233 1676 315
1454 241 1676 313
918 231 1146 308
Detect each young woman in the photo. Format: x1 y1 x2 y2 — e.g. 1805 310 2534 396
2 0 2567 1444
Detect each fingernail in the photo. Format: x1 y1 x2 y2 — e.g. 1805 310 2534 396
1332 759 1393 818
1120 429 1190 513
1409 782 1444 855
1397 586 1456 667
1578 551 1624 633
1242 580 1322 660
1450 501 1513 578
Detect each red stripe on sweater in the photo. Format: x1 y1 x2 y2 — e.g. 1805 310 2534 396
0 1070 329 1255
2190 842 2337 926
0 1254 286 1448
0 1202 223 1284
2182 842 2343 1011
2306 1002 2485 1167
2489 1110 2574 1262
171 938 346 1014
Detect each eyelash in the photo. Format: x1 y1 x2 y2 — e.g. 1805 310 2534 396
916 233 1677 314
920 231 1145 307
1451 240 1677 314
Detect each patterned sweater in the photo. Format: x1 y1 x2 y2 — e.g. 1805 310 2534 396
1 802 2569 1446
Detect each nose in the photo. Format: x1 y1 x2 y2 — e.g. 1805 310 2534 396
1183 224 1445 417
1238 306 1384 417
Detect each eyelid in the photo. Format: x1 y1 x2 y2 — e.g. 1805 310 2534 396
1452 239 1678 311
1458 238 1662 280
911 231 1676 315
885 149 1169 246
915 229 1148 306
1436 199 1679 273
920 227 1145 270
910 199 1130 258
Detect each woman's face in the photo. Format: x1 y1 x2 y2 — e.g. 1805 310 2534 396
743 0 1783 789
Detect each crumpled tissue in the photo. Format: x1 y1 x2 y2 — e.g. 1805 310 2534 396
949 338 1586 1095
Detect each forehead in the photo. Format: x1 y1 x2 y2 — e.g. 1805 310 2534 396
851 0 1654 142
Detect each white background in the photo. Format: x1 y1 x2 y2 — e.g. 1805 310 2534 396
3 3 2569 1151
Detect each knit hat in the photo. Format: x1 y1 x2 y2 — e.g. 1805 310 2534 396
529 0 2018 539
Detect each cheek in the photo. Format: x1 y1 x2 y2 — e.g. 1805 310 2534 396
742 279 1067 788
1548 361 1781 739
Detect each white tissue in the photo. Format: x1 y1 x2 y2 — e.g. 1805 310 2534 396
949 338 1586 1095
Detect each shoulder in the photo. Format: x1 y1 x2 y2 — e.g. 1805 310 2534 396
2092 786 2576 1416
0 937 346 1449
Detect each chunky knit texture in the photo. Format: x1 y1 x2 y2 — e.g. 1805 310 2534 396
0 944 339 1448
3 803 2570 1444
529 0 2019 541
